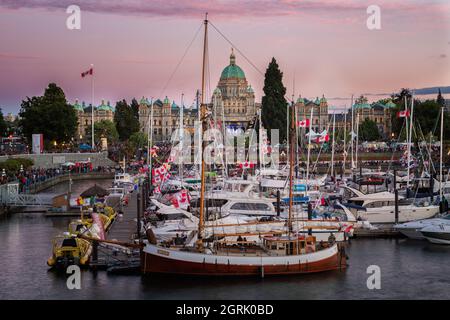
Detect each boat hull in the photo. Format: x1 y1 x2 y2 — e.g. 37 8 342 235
141 243 346 276
421 232 450 244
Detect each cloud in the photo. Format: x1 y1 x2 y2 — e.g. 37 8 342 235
0 53 39 60
0 0 429 19
439 54 447 58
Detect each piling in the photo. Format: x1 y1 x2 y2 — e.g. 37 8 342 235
276 190 281 216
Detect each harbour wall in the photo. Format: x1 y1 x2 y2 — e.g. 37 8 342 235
25 172 115 194
0 152 116 169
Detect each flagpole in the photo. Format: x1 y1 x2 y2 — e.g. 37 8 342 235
91 64 95 151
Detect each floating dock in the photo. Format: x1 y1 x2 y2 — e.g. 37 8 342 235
89 191 141 273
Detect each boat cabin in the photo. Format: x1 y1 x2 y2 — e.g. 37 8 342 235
263 235 317 255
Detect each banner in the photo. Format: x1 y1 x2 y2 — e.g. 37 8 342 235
32 134 43 154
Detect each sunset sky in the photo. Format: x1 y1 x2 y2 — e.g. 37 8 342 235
0 0 449 113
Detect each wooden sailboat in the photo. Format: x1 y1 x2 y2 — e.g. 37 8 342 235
141 15 347 276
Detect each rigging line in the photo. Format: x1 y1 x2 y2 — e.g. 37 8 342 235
158 22 203 99
208 21 264 77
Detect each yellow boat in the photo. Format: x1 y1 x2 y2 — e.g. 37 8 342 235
47 236 92 269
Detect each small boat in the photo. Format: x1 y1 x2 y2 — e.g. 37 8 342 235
47 236 92 269
420 223 450 244
394 214 450 239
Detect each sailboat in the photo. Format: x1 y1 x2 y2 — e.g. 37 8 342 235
141 16 347 275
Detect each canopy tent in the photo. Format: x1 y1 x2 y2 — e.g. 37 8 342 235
79 143 92 150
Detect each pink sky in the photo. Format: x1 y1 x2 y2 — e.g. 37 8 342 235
0 0 449 113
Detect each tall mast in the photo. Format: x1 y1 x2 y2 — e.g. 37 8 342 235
331 111 336 178
179 93 184 186
147 98 154 185
350 95 354 169
288 101 295 233
407 93 414 189
343 109 347 173
305 108 313 197
197 13 208 250
440 106 444 200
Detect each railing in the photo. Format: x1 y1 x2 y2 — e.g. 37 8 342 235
0 183 53 206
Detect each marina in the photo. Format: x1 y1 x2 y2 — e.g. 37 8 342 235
0 1 449 304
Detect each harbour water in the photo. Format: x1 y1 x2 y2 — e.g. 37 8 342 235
0 179 449 300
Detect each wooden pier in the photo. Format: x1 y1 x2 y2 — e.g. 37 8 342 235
354 224 404 238
89 191 141 273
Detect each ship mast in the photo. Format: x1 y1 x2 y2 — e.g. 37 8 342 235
288 101 295 234
197 13 209 250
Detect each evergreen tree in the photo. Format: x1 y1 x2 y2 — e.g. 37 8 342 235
359 118 381 141
0 108 8 137
437 88 445 108
19 83 77 143
130 98 140 120
114 100 140 141
261 58 288 143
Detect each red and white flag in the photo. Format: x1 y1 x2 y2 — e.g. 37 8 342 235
296 119 310 128
81 67 93 78
171 189 192 209
91 213 105 240
238 161 255 169
397 110 410 118
316 134 329 143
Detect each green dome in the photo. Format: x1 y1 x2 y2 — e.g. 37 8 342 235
246 85 254 93
354 103 371 109
220 49 245 80
385 101 396 108
163 96 170 104
320 95 327 103
73 99 83 112
296 95 304 104
97 99 112 111
139 96 149 105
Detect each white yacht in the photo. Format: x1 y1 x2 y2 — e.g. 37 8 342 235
342 186 439 224
394 214 450 239
420 223 450 244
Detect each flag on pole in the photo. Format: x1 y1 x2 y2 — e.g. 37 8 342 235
296 119 310 128
397 110 410 118
315 134 329 143
81 67 93 78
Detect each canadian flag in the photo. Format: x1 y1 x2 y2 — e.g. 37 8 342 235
150 146 159 157
238 161 255 169
171 189 192 209
397 110 410 118
296 119 310 128
316 134 329 143
81 67 93 78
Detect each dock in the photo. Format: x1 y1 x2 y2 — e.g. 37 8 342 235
354 224 403 238
89 191 141 273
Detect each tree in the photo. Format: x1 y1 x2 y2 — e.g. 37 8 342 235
130 98 140 120
129 131 148 149
85 120 119 145
437 88 445 108
359 118 380 141
261 58 288 143
19 83 77 144
0 108 8 137
355 95 368 105
114 100 140 141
